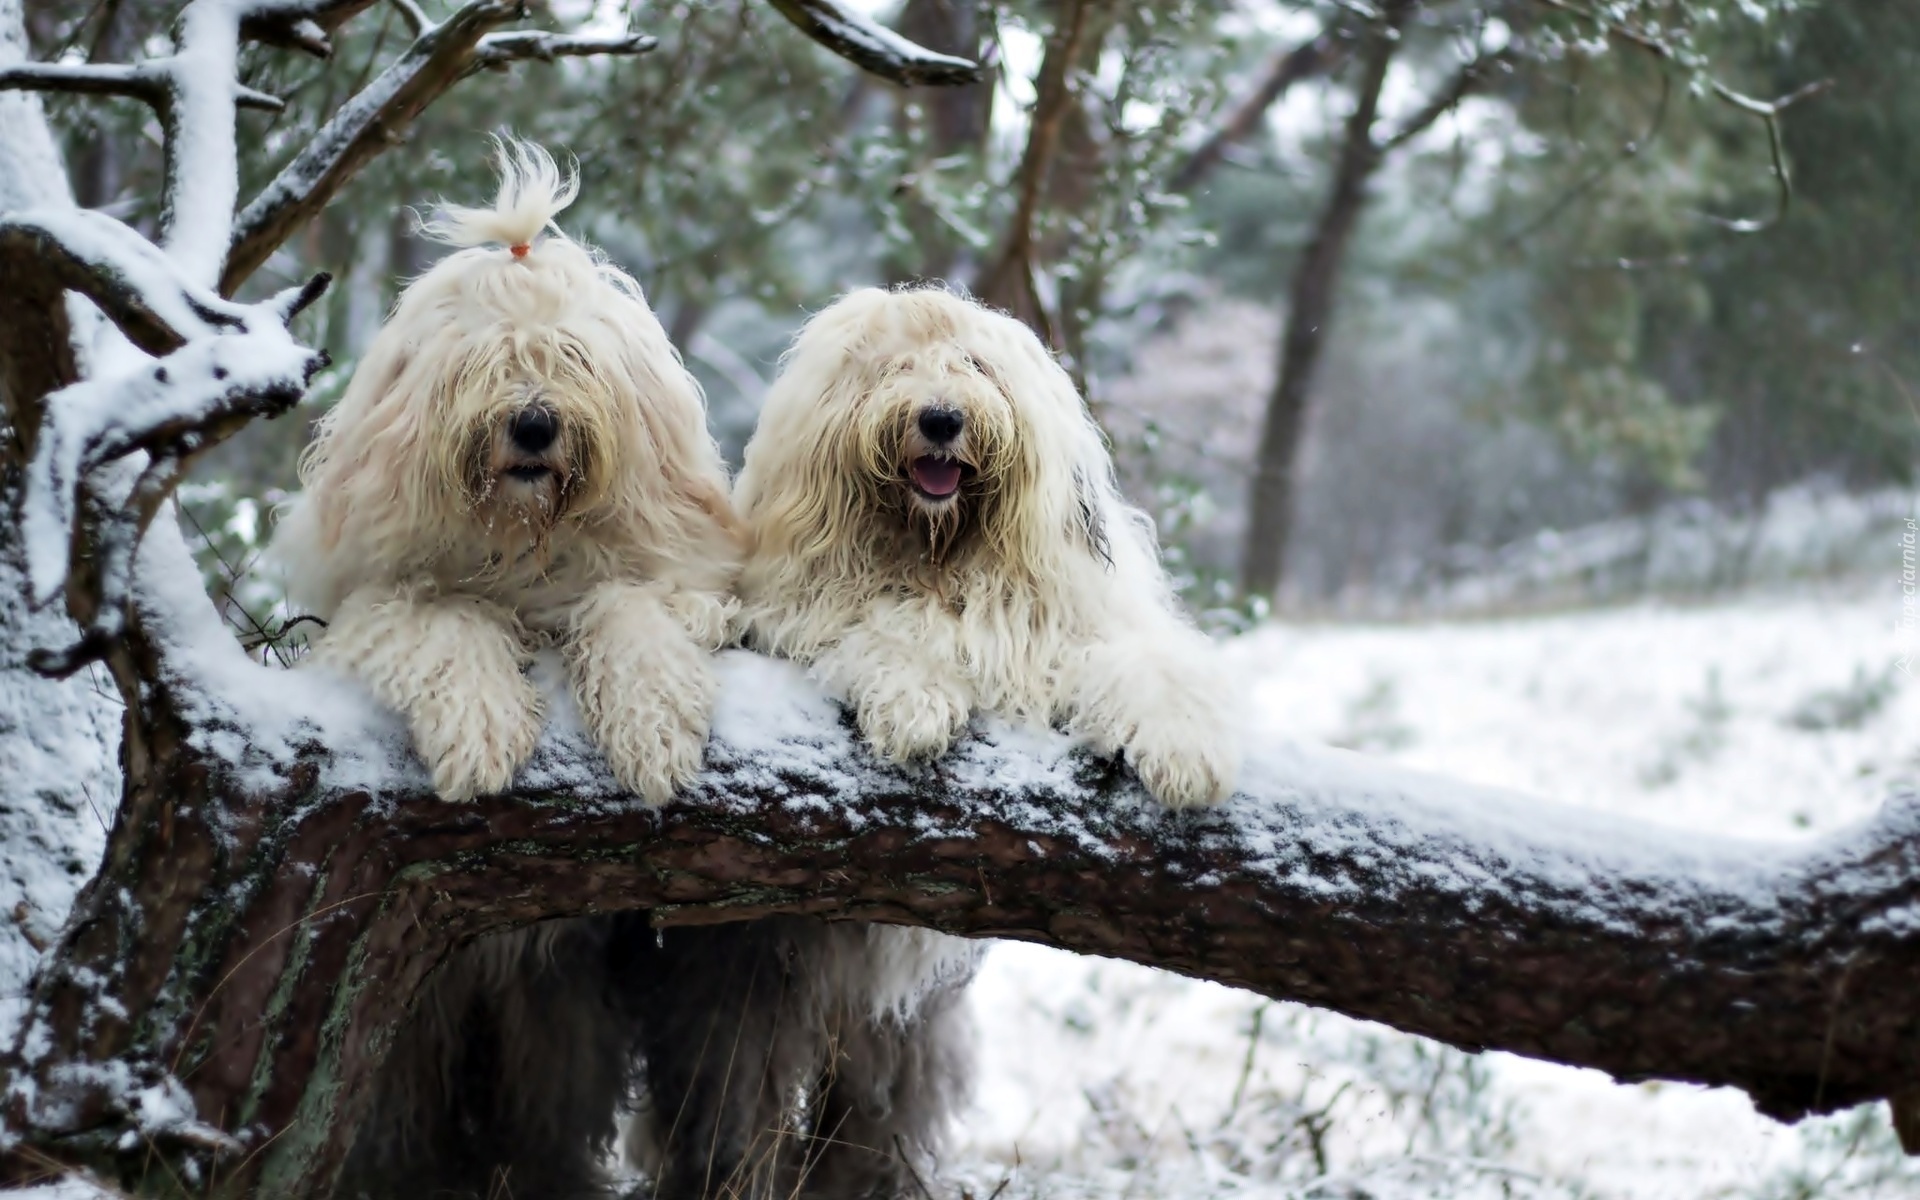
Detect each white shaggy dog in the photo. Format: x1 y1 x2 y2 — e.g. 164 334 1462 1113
734 285 1242 807
273 140 739 804
669 286 1243 1198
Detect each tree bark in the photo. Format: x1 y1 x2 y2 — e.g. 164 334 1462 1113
1239 9 1405 600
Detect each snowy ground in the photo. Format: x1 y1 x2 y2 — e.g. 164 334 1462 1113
953 577 1920 1199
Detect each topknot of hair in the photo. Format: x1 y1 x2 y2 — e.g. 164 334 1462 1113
420 135 579 252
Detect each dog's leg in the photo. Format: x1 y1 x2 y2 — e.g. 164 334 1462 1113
314 584 542 801
564 581 728 805
799 979 975 1200
812 599 972 765
1067 627 1242 809
338 920 632 1200
617 919 817 1200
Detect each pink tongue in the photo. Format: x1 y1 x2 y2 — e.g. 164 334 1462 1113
912 458 962 496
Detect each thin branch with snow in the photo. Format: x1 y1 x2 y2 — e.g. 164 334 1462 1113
223 0 657 294
0 209 327 663
764 0 981 86
0 62 167 107
1530 0 1829 232
472 28 659 66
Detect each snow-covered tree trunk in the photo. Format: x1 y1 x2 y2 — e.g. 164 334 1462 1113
0 2 1917 1198
0 0 124 1064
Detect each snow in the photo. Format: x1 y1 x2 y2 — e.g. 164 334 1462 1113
22 325 320 607
953 577 1920 1199
0 1 76 214
160 0 253 287
2 210 254 343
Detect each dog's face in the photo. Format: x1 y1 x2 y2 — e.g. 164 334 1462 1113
438 338 617 542
742 288 1109 572
857 329 1021 552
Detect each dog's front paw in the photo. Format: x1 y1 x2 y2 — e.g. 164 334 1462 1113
855 676 970 765
597 680 713 806
410 683 544 802
1072 645 1242 809
1122 716 1239 809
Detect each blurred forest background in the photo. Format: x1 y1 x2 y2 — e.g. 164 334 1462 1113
11 2 1920 1196
21 0 1917 629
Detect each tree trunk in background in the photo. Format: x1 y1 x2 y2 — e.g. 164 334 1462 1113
1239 11 1404 600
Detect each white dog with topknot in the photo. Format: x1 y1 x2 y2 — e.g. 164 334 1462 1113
735 285 1240 808
274 140 739 803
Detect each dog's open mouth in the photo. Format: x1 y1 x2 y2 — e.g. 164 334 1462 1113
504 464 553 483
909 456 965 499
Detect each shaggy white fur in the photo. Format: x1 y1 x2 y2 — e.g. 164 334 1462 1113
273 139 739 803
735 286 1242 809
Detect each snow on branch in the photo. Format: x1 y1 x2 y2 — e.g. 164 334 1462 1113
764 0 981 86
0 209 327 665
472 27 660 66
223 0 657 295
0 210 260 356
9 643 1920 1194
0 62 169 108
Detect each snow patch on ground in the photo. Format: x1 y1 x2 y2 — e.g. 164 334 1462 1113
953 578 1920 1198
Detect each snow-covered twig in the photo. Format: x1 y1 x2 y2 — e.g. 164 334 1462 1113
472 28 659 66
764 0 981 86
0 209 327 664
0 61 168 107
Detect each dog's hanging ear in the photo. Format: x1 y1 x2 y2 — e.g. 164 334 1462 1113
1073 463 1113 569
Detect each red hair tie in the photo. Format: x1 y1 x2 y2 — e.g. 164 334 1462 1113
509 242 531 258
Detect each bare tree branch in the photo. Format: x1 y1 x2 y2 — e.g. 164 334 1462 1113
1170 25 1349 193
764 0 981 87
1377 48 1511 153
1531 0 1830 232
222 0 656 295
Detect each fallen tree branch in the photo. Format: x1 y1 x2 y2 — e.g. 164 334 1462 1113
3 607 1918 1194
764 0 981 87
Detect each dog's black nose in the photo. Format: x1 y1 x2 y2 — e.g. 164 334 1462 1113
917 406 964 445
508 406 558 453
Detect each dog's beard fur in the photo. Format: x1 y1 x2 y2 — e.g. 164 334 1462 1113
839 351 1022 575
453 393 597 573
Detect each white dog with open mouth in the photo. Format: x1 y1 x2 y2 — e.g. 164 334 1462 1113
735 285 1241 807
273 139 739 803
